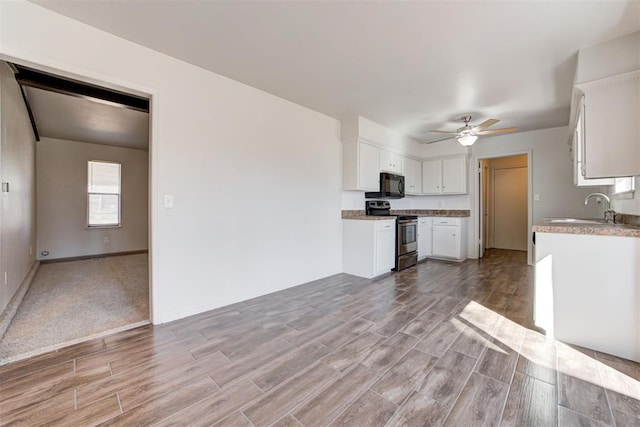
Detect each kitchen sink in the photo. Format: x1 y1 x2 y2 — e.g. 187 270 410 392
543 218 605 224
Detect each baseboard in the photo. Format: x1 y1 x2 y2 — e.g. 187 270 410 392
40 250 148 264
0 260 40 339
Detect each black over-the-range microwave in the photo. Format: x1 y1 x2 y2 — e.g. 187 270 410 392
365 172 405 199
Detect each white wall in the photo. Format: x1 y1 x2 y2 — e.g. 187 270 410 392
575 31 640 85
341 116 423 157
0 1 343 323
36 137 148 260
0 61 37 313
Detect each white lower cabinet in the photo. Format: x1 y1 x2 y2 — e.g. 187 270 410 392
428 217 468 261
534 231 640 361
343 219 395 278
432 225 459 258
375 223 396 275
417 217 432 260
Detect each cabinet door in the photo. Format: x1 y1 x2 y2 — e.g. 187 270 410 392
380 149 401 174
582 75 640 178
359 142 380 191
432 225 459 258
442 157 466 194
574 108 614 186
375 225 395 274
422 159 442 194
412 159 422 194
402 157 421 195
401 156 413 192
417 220 432 260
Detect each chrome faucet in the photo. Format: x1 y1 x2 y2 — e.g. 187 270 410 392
584 192 615 223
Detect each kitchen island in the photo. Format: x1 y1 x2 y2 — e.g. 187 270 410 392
533 220 640 361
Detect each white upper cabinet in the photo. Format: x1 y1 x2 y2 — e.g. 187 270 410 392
442 157 466 193
577 71 640 178
422 159 442 194
359 142 381 190
343 140 380 191
572 104 614 186
402 156 422 195
380 149 402 174
422 156 467 195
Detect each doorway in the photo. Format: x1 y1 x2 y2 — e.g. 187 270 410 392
477 153 530 262
0 60 153 363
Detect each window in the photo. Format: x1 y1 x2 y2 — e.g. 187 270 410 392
613 176 636 195
88 161 121 227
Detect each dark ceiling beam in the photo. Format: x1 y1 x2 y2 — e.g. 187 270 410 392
8 61 40 141
12 64 149 113
19 86 40 141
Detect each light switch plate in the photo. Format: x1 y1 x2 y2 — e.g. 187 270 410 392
164 195 174 208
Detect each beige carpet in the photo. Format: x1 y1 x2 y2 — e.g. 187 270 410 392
0 253 149 364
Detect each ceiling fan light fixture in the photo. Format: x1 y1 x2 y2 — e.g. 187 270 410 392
457 134 478 146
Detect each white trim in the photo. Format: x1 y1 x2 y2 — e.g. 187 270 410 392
472 149 533 266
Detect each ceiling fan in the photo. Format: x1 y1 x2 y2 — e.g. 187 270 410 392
423 116 518 146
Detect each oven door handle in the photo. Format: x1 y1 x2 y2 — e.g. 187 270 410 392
397 219 417 224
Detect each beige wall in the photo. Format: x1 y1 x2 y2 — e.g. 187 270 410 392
37 137 148 260
0 61 37 313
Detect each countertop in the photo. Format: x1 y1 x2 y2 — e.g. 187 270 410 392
342 209 470 220
532 222 640 238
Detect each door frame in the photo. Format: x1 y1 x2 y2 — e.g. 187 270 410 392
473 150 533 265
0 52 158 323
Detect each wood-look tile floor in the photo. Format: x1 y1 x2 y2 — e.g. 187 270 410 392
1 249 639 426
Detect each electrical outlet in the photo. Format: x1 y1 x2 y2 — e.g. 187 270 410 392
29 246 33 256
103 236 109 244
4 272 7 285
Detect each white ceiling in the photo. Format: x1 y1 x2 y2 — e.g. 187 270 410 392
30 0 640 141
25 87 149 150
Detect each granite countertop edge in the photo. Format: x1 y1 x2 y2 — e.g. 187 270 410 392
341 209 471 220
532 223 640 238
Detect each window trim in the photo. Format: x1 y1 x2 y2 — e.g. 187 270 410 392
87 160 122 228
612 176 635 196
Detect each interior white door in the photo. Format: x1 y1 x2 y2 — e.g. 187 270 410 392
493 167 528 251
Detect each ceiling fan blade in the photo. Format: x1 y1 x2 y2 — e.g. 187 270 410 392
475 127 518 135
428 130 459 134
422 135 457 144
474 119 500 131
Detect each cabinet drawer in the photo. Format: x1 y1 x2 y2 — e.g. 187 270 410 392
418 217 431 226
374 220 395 231
431 217 461 226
